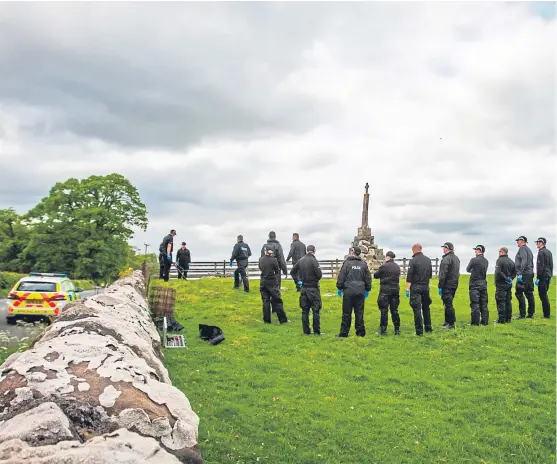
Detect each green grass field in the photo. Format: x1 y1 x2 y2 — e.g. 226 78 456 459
161 275 556 464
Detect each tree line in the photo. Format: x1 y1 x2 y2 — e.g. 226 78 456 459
0 173 155 283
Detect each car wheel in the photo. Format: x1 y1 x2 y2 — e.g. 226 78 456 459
6 317 17 325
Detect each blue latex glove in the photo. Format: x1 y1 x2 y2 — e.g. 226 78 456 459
364 291 369 298
517 275 523 282
297 281 303 287
229 260 233 267
535 279 539 286
438 288 443 296
337 289 343 297
506 279 513 285
405 290 410 297
167 254 172 262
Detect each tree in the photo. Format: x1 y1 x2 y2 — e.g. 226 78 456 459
0 208 30 272
23 174 148 282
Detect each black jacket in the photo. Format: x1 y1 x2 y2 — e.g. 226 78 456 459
290 253 322 287
406 252 432 286
373 260 400 289
336 256 372 296
466 254 488 287
438 251 460 289
159 234 173 255
176 248 191 264
494 254 516 285
231 242 252 262
259 255 280 286
287 240 307 262
536 247 554 279
261 239 287 274
515 245 534 275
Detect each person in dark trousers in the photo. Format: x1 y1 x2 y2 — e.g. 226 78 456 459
259 246 288 324
260 231 288 286
230 235 252 292
373 250 401 335
535 237 554 318
159 229 176 282
290 245 322 335
467 245 489 325
287 233 307 291
438 242 460 329
176 242 191 280
336 246 372 337
494 246 516 323
405 243 433 336
514 235 535 319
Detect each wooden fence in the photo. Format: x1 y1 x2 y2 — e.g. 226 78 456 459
168 258 440 280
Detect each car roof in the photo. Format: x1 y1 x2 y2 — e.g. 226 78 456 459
19 275 69 283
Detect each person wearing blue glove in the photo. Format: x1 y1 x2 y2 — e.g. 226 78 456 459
494 246 517 323
467 245 489 326
335 246 372 337
514 236 535 319
406 243 433 336
438 242 460 330
535 237 554 318
158 229 176 282
337 289 343 297
230 235 252 292
290 245 323 335
373 250 401 335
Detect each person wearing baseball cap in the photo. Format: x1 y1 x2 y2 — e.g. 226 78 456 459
258 246 288 324
336 246 372 337
405 243 433 336
466 245 489 326
494 247 517 323
373 250 401 335
438 242 460 329
176 241 191 280
535 237 553 318
230 235 252 292
158 229 177 282
290 245 323 335
514 235 535 319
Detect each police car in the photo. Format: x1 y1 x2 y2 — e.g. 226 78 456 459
6 272 83 324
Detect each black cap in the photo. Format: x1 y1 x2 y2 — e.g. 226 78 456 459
441 242 454 250
386 251 395 259
535 237 547 245
307 245 316 252
170 229 177 234
353 246 362 255
515 236 527 242
181 241 186 245
474 245 485 253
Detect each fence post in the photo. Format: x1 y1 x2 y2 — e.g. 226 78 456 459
402 257 407 276
434 258 439 276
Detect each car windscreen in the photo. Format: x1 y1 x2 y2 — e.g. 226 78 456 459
17 281 57 292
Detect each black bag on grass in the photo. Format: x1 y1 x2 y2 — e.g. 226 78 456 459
199 324 225 345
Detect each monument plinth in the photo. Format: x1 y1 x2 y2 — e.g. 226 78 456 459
346 183 385 272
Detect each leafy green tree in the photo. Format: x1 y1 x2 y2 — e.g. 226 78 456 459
0 208 30 272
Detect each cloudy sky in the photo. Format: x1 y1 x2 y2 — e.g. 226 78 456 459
0 2 555 272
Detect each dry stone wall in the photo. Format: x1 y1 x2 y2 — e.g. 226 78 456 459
0 270 203 463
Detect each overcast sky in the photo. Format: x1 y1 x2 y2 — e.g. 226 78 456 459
0 2 555 272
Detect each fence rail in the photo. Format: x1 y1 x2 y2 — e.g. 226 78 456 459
167 258 440 280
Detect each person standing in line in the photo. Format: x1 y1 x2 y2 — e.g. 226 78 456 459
535 237 554 318
437 242 460 329
373 250 401 335
336 246 372 337
405 243 433 336
176 242 191 280
259 246 288 324
514 235 535 319
158 229 176 282
494 247 516 323
467 245 489 325
261 231 288 286
290 245 322 335
230 235 252 292
287 233 307 292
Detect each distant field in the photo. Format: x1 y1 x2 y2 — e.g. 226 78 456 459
162 275 556 464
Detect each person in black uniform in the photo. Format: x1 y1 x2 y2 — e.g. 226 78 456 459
176 242 191 280
405 243 433 336
438 242 460 329
514 235 535 319
373 250 401 335
494 246 516 323
336 246 372 337
158 229 176 282
467 245 489 325
290 245 322 335
287 233 307 292
261 231 288 286
259 246 288 324
535 237 554 318
230 235 252 292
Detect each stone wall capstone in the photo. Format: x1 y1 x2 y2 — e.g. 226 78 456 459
0 270 203 464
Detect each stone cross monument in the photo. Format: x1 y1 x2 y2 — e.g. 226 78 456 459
346 183 386 272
